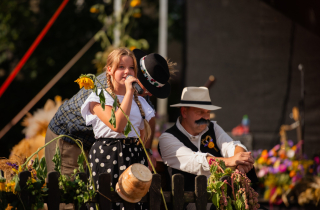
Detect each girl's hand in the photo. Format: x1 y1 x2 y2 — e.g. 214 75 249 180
125 75 137 93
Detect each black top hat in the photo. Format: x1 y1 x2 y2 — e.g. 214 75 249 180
133 49 171 99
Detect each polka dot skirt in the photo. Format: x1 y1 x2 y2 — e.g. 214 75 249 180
87 138 148 210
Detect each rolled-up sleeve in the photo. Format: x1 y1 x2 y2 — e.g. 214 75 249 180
214 122 248 158
159 132 211 176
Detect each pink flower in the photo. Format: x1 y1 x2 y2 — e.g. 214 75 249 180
209 158 215 165
272 144 280 151
279 164 287 173
257 167 268 178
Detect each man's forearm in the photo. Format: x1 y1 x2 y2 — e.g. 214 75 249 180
234 145 247 155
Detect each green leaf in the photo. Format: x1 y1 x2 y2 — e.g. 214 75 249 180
219 160 226 170
109 95 117 128
212 193 220 209
38 157 47 181
33 157 39 171
210 165 218 174
226 198 233 210
236 198 243 210
52 145 61 173
93 86 98 95
77 153 85 173
99 90 106 110
215 181 224 189
123 122 131 137
224 167 232 174
13 174 21 192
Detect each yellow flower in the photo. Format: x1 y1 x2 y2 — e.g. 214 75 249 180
130 46 137 51
264 189 270 200
6 204 13 210
6 181 16 194
264 174 276 187
55 95 62 102
257 157 266 164
0 182 6 191
74 77 95 90
274 160 280 168
276 187 282 195
130 0 141 7
292 160 299 169
31 178 37 183
132 12 141 18
12 165 23 174
283 185 290 191
12 168 18 174
90 7 99 13
291 145 297 151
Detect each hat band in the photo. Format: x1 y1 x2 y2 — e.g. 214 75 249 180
180 100 212 105
140 56 165 88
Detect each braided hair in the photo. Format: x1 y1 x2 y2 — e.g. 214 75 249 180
105 48 151 143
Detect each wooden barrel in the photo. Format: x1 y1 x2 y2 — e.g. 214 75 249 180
116 163 152 203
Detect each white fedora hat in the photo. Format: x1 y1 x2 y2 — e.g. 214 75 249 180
170 87 221 111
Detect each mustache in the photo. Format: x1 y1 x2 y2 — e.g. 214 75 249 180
195 118 210 125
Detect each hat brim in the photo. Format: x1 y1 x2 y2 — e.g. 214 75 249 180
170 103 221 111
133 49 171 99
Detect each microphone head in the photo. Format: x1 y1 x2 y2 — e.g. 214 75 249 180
125 75 144 94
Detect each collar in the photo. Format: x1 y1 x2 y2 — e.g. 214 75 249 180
176 118 209 141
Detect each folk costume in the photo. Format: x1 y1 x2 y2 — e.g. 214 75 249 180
159 119 253 191
45 74 155 176
158 87 258 193
81 89 155 210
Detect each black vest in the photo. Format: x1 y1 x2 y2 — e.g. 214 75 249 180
159 122 258 192
161 122 222 191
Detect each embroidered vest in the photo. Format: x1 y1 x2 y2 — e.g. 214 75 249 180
162 122 221 191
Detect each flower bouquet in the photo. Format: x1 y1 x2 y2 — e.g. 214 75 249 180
0 156 48 210
0 137 96 210
207 158 260 210
253 140 318 206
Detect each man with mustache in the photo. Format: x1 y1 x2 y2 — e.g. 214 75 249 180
158 87 257 195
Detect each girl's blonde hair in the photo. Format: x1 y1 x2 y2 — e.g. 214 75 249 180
105 47 151 143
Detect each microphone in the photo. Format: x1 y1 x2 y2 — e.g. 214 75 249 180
126 75 144 94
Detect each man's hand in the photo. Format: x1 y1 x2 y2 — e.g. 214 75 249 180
236 163 253 174
147 151 157 172
224 152 254 168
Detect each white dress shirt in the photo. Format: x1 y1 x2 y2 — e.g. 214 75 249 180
158 118 247 177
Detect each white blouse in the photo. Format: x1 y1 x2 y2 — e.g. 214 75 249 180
81 89 155 139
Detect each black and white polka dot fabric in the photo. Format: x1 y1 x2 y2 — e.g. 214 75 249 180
87 138 148 210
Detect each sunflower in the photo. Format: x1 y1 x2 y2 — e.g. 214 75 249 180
74 76 95 90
